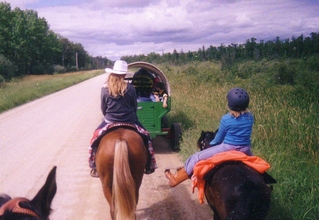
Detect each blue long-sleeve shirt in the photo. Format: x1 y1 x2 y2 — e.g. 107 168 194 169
209 112 254 146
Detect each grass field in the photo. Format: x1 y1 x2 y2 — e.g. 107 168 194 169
1 63 318 219
0 70 104 113
158 61 318 220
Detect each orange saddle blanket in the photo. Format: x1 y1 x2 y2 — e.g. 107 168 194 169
191 151 270 204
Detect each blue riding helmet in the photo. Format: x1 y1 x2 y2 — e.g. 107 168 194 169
226 88 249 111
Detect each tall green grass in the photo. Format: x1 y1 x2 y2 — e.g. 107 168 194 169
159 61 318 220
0 70 104 113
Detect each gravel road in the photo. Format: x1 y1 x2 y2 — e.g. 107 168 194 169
0 74 214 219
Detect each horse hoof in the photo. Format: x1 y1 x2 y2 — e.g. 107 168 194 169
90 169 99 178
144 169 155 174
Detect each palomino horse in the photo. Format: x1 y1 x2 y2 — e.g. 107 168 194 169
197 131 275 220
95 127 147 220
0 166 57 220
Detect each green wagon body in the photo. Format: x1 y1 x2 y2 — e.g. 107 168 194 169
127 62 181 150
136 97 171 138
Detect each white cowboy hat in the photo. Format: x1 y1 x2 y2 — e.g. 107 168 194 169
105 60 128 75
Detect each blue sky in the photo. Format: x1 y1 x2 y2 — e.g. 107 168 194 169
4 0 319 61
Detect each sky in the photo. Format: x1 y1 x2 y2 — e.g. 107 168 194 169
4 0 319 61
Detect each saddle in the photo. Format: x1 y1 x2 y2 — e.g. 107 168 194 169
91 122 149 150
204 161 277 184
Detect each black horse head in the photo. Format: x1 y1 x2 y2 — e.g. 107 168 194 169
197 129 218 151
0 166 57 220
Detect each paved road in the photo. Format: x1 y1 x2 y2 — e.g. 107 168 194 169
0 74 213 219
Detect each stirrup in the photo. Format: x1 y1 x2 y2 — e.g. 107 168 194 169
90 169 99 178
176 166 183 171
144 167 155 174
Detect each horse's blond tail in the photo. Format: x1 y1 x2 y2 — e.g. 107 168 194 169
113 139 136 220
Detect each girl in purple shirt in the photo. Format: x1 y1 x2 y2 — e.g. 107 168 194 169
89 60 157 177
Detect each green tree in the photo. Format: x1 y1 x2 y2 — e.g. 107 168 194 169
244 37 257 59
0 3 14 58
310 32 319 54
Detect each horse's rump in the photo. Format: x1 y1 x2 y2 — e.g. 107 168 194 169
91 123 142 149
96 128 147 220
204 162 271 220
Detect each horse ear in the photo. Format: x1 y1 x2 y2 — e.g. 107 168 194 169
31 166 57 218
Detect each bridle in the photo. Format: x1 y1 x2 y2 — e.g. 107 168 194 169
199 139 209 151
0 198 42 219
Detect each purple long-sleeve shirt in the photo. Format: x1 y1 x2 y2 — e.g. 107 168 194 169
101 83 138 123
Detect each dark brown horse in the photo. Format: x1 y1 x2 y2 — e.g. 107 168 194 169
0 166 57 220
197 131 275 220
95 128 147 220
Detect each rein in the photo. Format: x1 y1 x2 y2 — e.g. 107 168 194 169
0 198 42 219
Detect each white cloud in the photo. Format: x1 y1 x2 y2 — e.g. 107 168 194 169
4 0 319 60
5 0 38 7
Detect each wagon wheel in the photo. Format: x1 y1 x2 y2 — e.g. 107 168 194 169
170 123 182 151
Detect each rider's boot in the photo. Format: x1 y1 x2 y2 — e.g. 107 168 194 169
89 147 99 178
164 167 189 187
90 168 99 178
145 155 155 174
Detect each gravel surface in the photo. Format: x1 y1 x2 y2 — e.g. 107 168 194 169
0 74 214 219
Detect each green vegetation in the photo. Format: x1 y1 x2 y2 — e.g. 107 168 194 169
0 57 317 219
0 70 104 113
0 2 110 80
160 59 318 220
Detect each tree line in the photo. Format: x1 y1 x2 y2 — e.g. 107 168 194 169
0 2 110 81
1 1 318 83
122 32 319 69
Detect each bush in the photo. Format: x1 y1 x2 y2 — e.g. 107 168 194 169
31 63 55 75
236 60 262 79
66 66 78 72
0 74 5 84
305 55 319 71
0 54 17 80
53 65 66 74
274 62 295 85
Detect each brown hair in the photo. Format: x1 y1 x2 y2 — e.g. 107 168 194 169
107 73 127 97
230 109 249 118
